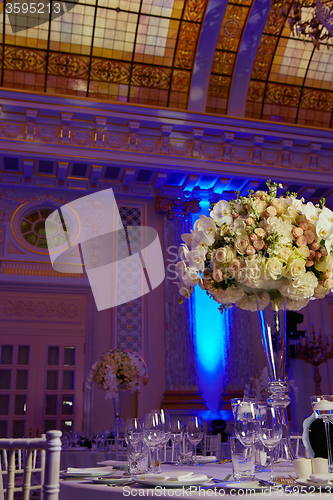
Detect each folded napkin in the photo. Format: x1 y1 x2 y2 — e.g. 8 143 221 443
66 467 114 474
139 472 208 482
309 474 333 484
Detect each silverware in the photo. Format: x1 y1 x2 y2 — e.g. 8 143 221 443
107 481 135 487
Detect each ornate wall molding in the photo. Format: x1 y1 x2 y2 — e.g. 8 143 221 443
155 196 200 220
2 300 79 318
0 91 332 203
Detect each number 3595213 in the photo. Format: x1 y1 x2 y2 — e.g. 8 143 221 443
5 3 62 14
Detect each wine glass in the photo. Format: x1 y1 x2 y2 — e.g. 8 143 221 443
143 412 163 473
170 419 184 465
124 418 142 446
310 395 333 472
186 416 204 465
257 405 282 479
234 401 258 447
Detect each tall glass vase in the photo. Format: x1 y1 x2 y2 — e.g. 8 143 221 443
113 391 123 437
256 298 295 477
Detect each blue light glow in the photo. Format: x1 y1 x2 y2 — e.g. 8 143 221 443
193 200 228 417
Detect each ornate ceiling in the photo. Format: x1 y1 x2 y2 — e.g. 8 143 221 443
0 0 332 127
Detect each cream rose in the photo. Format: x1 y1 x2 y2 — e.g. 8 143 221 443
234 234 250 255
255 228 266 238
296 246 310 259
215 246 235 264
284 258 306 278
265 257 283 280
271 198 286 215
279 247 292 263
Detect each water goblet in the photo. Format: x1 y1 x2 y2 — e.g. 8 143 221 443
143 412 163 473
257 405 282 479
186 416 204 465
124 418 142 446
310 395 333 473
170 419 184 465
234 401 258 447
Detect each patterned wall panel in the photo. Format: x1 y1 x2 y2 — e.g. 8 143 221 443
116 206 143 356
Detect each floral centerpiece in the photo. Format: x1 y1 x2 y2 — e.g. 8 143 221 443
86 349 146 400
175 180 333 311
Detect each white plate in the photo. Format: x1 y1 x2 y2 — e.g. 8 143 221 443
92 476 133 485
60 469 115 478
134 475 212 488
296 478 333 489
97 460 127 469
196 456 217 464
218 481 281 492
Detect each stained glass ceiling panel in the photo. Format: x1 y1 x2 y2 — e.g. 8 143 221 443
246 3 333 129
0 0 207 108
206 0 253 116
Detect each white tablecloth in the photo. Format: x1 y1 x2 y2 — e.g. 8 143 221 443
59 463 314 500
61 451 122 469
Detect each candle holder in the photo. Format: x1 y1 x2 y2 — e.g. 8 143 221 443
295 327 333 395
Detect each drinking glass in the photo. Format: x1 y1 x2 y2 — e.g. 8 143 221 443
124 418 142 446
230 436 255 481
170 419 184 465
143 412 163 473
186 416 204 465
234 401 258 447
310 395 333 473
257 405 282 479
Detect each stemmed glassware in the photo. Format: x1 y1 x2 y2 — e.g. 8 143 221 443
234 401 258 447
124 418 142 446
186 416 204 465
143 412 163 473
257 405 283 479
170 419 184 465
310 395 333 473
158 409 172 462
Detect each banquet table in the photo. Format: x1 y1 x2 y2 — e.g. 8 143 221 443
59 462 319 500
60 450 127 469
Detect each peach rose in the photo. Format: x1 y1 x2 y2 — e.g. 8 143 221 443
304 230 315 244
311 242 320 251
249 233 257 242
266 206 277 217
246 245 256 255
293 227 303 238
253 239 265 250
212 269 223 282
296 236 307 247
306 260 314 267
245 217 254 226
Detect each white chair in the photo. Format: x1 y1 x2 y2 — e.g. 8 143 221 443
289 434 303 457
202 434 221 459
302 413 316 459
0 430 62 500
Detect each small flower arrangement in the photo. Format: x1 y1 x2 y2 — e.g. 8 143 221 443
86 349 146 399
175 180 333 311
244 366 299 401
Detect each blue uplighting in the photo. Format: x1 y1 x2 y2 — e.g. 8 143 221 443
193 200 228 417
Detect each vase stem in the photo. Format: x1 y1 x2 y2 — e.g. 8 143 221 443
113 392 123 460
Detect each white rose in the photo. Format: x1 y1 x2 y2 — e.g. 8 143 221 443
278 247 292 263
265 257 283 280
215 246 235 264
234 234 250 255
313 285 328 299
296 246 310 259
284 258 306 279
271 198 287 215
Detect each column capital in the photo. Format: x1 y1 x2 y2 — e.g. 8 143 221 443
155 195 200 220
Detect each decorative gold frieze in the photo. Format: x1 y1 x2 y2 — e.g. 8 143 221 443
2 300 79 318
